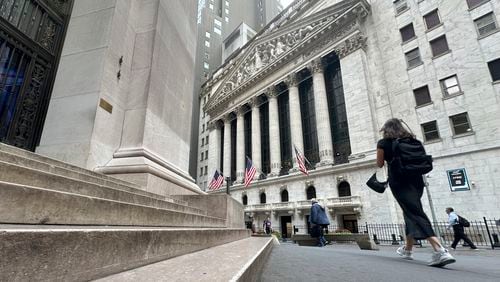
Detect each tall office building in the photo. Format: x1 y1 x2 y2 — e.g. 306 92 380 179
191 0 283 184
199 0 500 237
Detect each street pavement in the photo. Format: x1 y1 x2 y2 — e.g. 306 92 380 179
261 243 500 282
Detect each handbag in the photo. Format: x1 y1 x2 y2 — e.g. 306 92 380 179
366 172 387 193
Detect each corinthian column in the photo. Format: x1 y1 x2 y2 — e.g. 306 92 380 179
250 97 261 179
310 58 333 165
267 87 281 177
222 114 232 180
285 73 304 171
236 107 246 183
207 121 222 179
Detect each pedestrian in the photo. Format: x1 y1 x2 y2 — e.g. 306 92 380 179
309 198 330 247
263 217 272 235
377 118 455 267
446 207 478 250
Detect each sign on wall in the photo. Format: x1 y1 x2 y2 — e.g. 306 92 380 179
447 168 470 192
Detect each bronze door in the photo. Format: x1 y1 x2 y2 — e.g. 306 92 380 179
0 0 72 151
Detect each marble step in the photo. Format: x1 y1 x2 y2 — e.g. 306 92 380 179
0 225 251 282
0 142 141 189
0 181 225 227
96 236 276 282
0 161 204 215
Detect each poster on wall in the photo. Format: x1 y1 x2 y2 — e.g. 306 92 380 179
447 168 470 192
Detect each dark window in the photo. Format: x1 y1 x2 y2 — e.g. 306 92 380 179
260 101 271 174
242 195 248 205
338 182 351 197
260 192 267 204
201 152 204 161
466 0 489 9
278 89 292 174
421 121 440 142
400 23 416 43
306 186 316 200
413 85 432 106
440 75 462 97
424 9 441 30
394 0 408 15
430 35 450 57
281 190 289 202
324 55 350 165
299 74 319 167
474 12 498 36
488 58 500 81
230 119 236 182
244 111 252 160
205 150 208 160
204 166 207 175
450 113 472 135
405 48 422 68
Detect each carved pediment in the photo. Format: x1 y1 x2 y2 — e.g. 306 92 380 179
205 0 370 117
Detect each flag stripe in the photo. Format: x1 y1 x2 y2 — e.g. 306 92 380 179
208 170 224 190
244 157 256 188
294 145 309 176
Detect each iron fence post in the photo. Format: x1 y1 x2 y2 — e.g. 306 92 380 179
483 217 495 250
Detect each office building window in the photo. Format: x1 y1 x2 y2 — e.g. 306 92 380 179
201 152 204 161
394 0 409 15
205 150 208 160
423 9 441 30
430 35 450 57
405 48 422 68
201 138 204 146
440 75 462 97
209 3 213 9
204 62 209 69
225 17 229 22
200 167 203 176
474 12 498 37
450 113 472 135
206 136 209 144
205 31 210 38
400 23 416 43
204 166 208 175
225 8 229 14
413 85 432 106
205 41 210 47
214 26 221 35
488 58 500 82
421 121 440 142
202 124 205 132
225 0 229 6
466 0 489 9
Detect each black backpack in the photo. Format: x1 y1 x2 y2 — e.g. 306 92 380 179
458 215 470 227
390 137 433 175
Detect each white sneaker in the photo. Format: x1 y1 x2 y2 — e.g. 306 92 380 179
396 246 413 260
428 249 456 267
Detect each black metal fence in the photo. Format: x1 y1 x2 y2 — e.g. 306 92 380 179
293 217 500 249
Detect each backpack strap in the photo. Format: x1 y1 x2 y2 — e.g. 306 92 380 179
390 138 400 164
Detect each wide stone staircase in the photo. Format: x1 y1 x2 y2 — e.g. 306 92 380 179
0 143 273 281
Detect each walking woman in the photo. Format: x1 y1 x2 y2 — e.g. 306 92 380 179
376 118 455 267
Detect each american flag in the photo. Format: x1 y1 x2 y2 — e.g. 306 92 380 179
208 170 224 191
294 145 309 176
244 157 257 188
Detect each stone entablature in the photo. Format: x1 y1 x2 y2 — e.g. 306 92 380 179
204 0 370 118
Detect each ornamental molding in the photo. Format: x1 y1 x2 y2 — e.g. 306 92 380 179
204 0 370 117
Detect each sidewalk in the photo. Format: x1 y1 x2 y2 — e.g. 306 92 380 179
261 243 500 282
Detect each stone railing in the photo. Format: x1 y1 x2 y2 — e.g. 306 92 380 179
326 196 362 208
296 200 313 210
244 202 296 212
244 203 272 212
272 202 295 210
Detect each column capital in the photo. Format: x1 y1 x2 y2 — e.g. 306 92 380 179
236 106 246 117
309 58 325 74
222 113 233 123
265 86 279 99
284 73 299 87
248 96 260 108
208 121 221 131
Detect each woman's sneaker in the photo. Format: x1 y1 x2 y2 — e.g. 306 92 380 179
396 246 413 260
428 249 456 267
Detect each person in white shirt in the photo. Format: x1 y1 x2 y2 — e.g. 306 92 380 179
446 207 477 250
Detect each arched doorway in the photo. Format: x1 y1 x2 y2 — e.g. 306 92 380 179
306 185 316 200
338 181 351 197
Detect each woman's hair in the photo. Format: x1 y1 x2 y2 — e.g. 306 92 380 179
380 118 415 139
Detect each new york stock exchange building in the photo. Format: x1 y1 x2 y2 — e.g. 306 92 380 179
201 0 500 237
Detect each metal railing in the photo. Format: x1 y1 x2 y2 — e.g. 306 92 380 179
292 217 500 249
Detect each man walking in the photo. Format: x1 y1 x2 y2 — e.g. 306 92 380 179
263 217 272 235
446 207 477 250
309 199 330 247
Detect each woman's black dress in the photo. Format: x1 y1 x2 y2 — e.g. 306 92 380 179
377 138 436 240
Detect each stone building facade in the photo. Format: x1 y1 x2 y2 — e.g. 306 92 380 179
200 0 500 237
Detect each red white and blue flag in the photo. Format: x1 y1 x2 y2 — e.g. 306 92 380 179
244 157 257 188
294 145 309 176
208 170 224 191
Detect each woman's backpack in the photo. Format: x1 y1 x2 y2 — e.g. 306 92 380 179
390 137 433 175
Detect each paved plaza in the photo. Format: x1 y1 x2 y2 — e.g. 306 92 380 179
262 243 500 282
